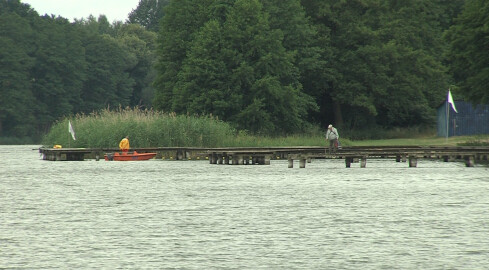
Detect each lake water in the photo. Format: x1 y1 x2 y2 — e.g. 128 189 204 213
1 145 488 269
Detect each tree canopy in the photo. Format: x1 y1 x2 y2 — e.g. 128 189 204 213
445 0 489 104
1 0 485 141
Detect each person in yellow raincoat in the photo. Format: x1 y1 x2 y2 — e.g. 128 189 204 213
119 136 130 152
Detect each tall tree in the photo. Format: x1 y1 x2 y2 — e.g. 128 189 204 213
79 33 137 112
301 0 451 129
127 0 170 32
262 0 325 125
153 0 213 111
154 0 316 134
116 23 158 107
445 0 489 104
30 15 86 133
0 12 36 137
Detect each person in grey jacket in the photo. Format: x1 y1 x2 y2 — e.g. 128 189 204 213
326 124 339 154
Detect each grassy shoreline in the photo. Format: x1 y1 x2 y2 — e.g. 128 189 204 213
40 108 489 148
350 135 489 147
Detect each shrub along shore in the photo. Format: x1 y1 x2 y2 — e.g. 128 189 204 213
41 108 488 148
41 108 330 148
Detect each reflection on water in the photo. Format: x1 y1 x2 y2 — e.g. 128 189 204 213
1 146 488 269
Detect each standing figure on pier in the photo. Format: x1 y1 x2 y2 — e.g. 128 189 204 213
119 135 130 152
326 124 339 155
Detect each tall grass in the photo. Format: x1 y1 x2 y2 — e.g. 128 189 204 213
41 108 237 148
41 108 344 148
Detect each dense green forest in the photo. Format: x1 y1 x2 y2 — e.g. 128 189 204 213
1 0 488 143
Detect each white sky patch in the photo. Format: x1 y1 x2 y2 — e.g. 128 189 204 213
21 0 141 22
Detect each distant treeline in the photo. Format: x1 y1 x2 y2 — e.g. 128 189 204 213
1 0 488 142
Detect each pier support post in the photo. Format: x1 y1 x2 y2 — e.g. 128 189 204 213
264 155 271 165
217 155 223 164
238 155 244 165
288 158 294 168
225 155 230 165
465 156 475 167
360 157 367 168
177 150 184 160
345 157 352 168
409 156 418 167
299 158 306 168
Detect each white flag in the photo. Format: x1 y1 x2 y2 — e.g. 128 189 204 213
447 89 457 113
69 120 76 140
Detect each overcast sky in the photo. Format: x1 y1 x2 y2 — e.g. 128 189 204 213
22 0 141 22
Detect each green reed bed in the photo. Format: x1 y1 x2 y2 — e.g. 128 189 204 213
42 108 354 148
42 108 237 148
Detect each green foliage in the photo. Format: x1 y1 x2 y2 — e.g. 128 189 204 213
41 108 348 147
302 0 452 129
154 0 317 134
445 0 489 104
0 8 36 137
1 1 156 140
127 0 169 31
3 0 485 142
41 108 237 148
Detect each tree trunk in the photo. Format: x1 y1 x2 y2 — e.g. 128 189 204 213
333 100 344 127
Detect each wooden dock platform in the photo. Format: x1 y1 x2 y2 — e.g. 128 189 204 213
38 146 489 167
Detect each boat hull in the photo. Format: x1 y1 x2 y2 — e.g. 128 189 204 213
105 151 156 161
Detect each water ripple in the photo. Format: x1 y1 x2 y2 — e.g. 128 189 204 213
1 146 488 269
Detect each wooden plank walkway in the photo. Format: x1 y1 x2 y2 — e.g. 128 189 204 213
38 146 489 167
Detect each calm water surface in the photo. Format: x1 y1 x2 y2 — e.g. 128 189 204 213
1 145 488 269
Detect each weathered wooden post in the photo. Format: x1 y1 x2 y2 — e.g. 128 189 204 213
288 158 294 168
345 157 352 168
177 150 184 160
299 158 306 168
360 156 367 168
264 155 271 165
465 155 475 167
396 155 401 162
217 155 223 164
225 155 230 165
409 156 418 167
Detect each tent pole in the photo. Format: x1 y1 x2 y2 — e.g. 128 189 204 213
446 99 449 142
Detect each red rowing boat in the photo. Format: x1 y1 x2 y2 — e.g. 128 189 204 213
104 151 157 161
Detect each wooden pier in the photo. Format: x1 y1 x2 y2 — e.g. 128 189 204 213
287 146 489 168
38 146 489 167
